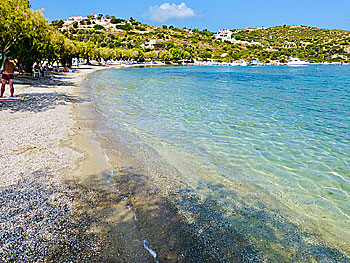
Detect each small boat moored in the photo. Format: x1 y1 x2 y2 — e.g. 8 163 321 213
287 57 308 66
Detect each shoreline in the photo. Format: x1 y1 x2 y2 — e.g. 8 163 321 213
72 65 350 261
0 65 141 261
0 64 226 262
69 65 231 262
1 64 349 262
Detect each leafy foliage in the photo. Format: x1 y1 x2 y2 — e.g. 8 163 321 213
93 25 105 30
115 24 133 31
110 18 124 24
0 0 79 71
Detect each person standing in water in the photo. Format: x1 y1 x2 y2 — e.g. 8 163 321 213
1 55 18 97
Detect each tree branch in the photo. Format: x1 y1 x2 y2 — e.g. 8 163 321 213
3 31 24 53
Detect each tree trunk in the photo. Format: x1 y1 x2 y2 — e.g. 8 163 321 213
25 62 32 74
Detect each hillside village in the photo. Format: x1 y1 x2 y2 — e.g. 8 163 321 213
52 14 350 64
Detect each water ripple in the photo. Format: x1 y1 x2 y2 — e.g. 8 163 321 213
86 65 350 259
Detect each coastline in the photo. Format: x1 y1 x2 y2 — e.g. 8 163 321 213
68 65 231 262
0 65 225 262
72 64 350 262
2 64 349 262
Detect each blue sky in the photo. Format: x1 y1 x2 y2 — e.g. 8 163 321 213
30 0 350 31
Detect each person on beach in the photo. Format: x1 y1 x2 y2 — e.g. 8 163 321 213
1 56 17 97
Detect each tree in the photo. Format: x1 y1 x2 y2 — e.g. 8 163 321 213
0 1 64 72
76 40 96 64
93 25 105 30
0 0 45 53
52 19 64 28
145 51 157 61
111 18 124 24
158 51 173 61
169 48 183 61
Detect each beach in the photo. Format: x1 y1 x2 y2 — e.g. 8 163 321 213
0 66 222 262
0 67 106 261
1 65 349 262
80 65 350 262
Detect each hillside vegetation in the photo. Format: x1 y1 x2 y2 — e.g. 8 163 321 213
55 14 350 63
2 2 350 74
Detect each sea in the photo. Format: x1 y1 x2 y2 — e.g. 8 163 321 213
83 65 350 262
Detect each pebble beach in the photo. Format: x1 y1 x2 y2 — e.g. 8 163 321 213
0 66 208 263
0 67 108 261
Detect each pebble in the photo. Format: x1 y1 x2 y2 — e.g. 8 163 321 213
0 70 104 261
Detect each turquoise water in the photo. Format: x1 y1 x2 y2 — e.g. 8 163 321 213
86 65 350 261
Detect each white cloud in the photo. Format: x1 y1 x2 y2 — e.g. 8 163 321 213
145 3 196 23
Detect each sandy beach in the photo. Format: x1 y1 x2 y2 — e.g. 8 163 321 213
0 66 222 262
2 65 348 262
0 67 108 261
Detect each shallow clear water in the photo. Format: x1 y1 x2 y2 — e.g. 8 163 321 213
86 65 350 260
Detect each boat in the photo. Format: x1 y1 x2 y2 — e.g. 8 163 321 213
287 57 308 66
250 59 262 66
239 60 248 66
229 61 240 66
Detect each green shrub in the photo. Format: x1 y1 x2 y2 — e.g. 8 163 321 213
111 18 125 24
136 26 146 31
52 19 64 28
116 24 132 30
93 25 105 30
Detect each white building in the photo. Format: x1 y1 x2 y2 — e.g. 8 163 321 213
94 19 111 25
68 16 83 21
215 29 233 41
141 40 157 49
141 44 151 49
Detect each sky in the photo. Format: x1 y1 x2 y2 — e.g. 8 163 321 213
30 0 350 31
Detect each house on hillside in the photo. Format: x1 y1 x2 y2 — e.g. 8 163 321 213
94 18 111 26
215 29 233 41
68 16 83 21
141 39 157 49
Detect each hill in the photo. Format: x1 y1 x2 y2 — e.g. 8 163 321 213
53 14 350 63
